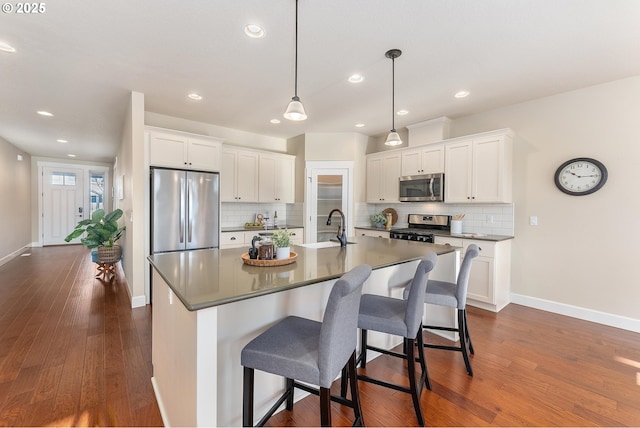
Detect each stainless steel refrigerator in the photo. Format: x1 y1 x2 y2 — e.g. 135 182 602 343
151 168 219 253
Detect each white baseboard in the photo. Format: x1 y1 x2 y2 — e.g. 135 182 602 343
0 244 31 267
131 295 146 308
510 293 640 333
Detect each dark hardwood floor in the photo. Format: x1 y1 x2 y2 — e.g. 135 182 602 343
1 245 639 426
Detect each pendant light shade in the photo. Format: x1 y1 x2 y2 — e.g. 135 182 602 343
385 49 402 146
284 0 307 121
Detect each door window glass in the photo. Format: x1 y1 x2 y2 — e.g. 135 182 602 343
89 173 105 216
51 172 77 186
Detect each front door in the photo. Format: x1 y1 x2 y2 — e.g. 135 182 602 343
42 167 85 245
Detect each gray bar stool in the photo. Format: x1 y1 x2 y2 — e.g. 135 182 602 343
241 264 372 427
347 252 438 426
405 244 479 376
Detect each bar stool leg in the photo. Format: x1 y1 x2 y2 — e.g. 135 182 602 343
458 309 473 376
320 387 331 427
406 337 425 426
285 378 294 410
464 309 475 354
416 326 432 390
243 366 254 427
348 351 364 426
358 329 368 368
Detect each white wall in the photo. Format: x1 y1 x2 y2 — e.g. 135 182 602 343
0 137 31 264
115 91 146 307
449 75 640 321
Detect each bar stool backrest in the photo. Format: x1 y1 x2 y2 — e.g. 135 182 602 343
456 245 479 309
404 252 438 338
318 264 372 388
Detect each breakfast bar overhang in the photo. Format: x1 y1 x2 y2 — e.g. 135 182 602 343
148 236 459 427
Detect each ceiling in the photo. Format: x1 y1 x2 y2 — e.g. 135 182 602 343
1 0 640 163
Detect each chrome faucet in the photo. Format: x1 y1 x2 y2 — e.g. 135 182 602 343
326 208 347 247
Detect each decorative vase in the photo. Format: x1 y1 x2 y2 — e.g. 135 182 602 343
375 222 384 228
276 246 290 260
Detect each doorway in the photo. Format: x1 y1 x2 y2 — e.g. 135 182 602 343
305 161 354 243
39 162 110 247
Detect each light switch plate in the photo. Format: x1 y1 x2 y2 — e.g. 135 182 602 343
530 216 538 226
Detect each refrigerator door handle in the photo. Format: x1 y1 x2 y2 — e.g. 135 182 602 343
180 177 185 243
187 178 193 243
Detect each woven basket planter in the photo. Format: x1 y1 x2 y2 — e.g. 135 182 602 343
97 245 122 263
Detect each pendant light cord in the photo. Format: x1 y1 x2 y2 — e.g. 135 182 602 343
391 55 395 131
294 0 299 98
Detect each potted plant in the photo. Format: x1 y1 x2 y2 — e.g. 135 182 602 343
370 212 387 228
271 228 293 260
65 208 126 262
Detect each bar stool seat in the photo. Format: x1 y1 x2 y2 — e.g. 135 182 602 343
241 264 372 427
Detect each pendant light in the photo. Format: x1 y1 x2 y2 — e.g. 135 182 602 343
284 0 307 121
384 49 402 146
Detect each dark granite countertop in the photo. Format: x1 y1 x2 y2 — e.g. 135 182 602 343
148 235 457 311
354 226 513 242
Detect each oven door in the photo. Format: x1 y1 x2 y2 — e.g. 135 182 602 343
399 174 444 202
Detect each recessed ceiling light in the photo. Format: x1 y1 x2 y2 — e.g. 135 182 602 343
67 154 76 158
355 123 365 128
37 110 54 117
348 74 364 83
455 90 470 98
188 93 203 100
270 119 281 124
244 24 265 38
0 41 16 53
57 139 68 143
397 110 409 116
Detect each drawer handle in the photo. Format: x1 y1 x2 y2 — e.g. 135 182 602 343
230 237 237 240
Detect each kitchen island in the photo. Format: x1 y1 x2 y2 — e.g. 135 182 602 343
148 236 459 427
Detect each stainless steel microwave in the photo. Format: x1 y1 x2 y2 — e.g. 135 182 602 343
399 173 444 202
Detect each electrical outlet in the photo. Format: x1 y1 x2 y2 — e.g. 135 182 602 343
530 216 538 226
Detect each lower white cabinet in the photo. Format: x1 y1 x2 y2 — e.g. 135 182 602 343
434 236 512 312
356 228 390 239
220 228 304 249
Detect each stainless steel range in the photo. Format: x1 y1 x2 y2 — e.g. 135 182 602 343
390 214 450 243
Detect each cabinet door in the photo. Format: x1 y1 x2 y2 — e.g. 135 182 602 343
288 228 304 245
258 155 277 202
467 256 494 304
420 145 444 174
275 156 295 202
149 132 187 168
445 141 473 203
401 149 422 175
472 136 505 203
236 151 259 202
187 138 222 172
366 157 383 202
221 150 237 202
381 154 401 202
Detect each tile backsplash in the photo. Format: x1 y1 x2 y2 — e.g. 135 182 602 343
362 202 514 236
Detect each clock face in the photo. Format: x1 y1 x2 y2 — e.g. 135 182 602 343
554 158 607 195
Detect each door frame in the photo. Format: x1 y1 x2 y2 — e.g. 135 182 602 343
304 161 354 243
37 161 111 247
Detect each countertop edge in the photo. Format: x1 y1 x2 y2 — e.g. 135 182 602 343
354 226 514 242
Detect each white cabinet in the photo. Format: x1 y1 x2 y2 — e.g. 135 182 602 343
220 228 304 249
258 153 295 203
356 228 390 239
435 236 512 312
221 148 259 202
366 152 402 203
149 131 222 172
401 144 444 175
444 130 513 203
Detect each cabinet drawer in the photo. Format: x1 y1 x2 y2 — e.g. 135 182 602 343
220 232 246 247
435 237 495 258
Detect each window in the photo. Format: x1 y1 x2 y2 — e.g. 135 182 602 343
51 172 77 186
89 172 105 216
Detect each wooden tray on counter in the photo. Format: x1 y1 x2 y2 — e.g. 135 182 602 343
241 252 297 267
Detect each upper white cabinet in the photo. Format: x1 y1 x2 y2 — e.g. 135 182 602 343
258 153 295 203
444 130 513 203
366 152 402 203
401 145 444 175
221 148 259 202
149 130 222 172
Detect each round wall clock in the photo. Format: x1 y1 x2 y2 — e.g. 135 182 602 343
554 157 608 196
